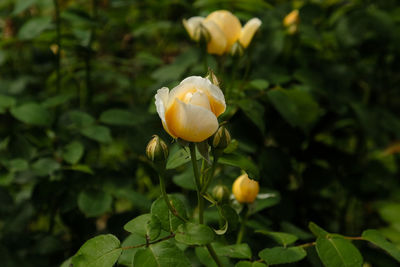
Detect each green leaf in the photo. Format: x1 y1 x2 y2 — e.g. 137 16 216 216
249 79 270 90
267 88 322 133
11 102 51 126
81 125 112 143
309 222 330 237
118 234 146 267
71 234 121 267
195 245 230 267
32 158 60 177
219 153 259 179
13 0 36 14
99 109 146 126
6 158 28 172
133 240 190 267
235 261 268 267
0 94 16 114
42 93 74 108
250 190 281 214
362 229 400 262
316 237 363 267
175 222 215 245
173 167 196 190
215 243 252 259
18 17 52 40
78 190 113 217
196 140 210 162
219 204 239 232
167 147 201 170
150 195 187 232
66 164 94 174
259 246 307 265
64 110 95 128
124 214 161 241
255 231 298 246
237 99 265 134
63 141 84 165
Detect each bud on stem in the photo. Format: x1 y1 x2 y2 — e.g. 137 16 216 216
146 135 169 166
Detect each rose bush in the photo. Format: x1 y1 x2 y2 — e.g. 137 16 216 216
155 76 226 142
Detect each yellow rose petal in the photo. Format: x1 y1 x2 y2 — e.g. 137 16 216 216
202 20 227 55
239 18 262 48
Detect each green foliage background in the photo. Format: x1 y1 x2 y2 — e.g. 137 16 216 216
0 0 400 266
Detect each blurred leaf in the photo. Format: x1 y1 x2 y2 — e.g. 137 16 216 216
167 147 201 170
124 214 161 241
150 195 187 232
71 234 121 267
11 102 51 126
32 158 60 177
175 222 215 245
250 190 281 214
215 243 252 259
235 261 267 267
255 231 298 246
18 17 52 40
362 229 400 262
66 164 94 174
249 79 270 90
259 246 307 265
78 190 112 217
267 88 322 133
173 167 196 190
195 245 230 267
81 125 112 143
5 158 28 172
0 94 16 114
42 93 74 108
316 237 363 267
133 240 190 267
99 109 145 126
237 99 265 134
63 110 95 128
13 0 36 14
63 141 84 165
219 153 259 179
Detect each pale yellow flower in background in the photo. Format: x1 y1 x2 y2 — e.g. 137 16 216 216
283 9 300 34
183 10 262 55
155 76 226 142
232 173 259 203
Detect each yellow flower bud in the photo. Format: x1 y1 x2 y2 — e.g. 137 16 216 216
146 135 168 163
212 185 230 203
283 10 300 35
211 126 231 150
232 173 259 203
205 69 220 87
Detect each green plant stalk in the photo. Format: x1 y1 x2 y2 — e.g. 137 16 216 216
158 171 187 223
189 143 223 267
201 153 219 193
189 143 203 224
236 205 250 244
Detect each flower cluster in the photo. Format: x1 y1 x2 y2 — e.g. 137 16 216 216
183 10 261 55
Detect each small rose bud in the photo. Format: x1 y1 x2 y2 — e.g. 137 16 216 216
230 41 244 57
232 172 259 204
283 10 300 35
146 135 168 163
212 185 230 203
205 69 220 87
211 126 231 150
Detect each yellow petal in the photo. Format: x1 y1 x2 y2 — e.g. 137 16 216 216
155 87 176 138
205 10 241 53
165 98 219 142
232 173 259 203
202 20 227 55
183 16 205 41
283 10 299 27
239 18 262 48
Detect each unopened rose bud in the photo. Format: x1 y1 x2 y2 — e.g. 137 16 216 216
146 135 168 164
283 10 300 35
230 42 244 57
205 69 220 87
232 172 259 204
211 126 231 150
212 185 230 203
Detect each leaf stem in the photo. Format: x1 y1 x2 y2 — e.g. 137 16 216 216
122 234 175 250
189 142 204 224
236 205 250 244
159 172 187 223
206 243 223 267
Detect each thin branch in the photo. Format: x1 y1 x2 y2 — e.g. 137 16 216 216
121 234 175 250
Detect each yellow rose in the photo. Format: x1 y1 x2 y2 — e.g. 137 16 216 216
183 10 262 55
232 173 259 203
283 10 300 34
155 76 226 142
